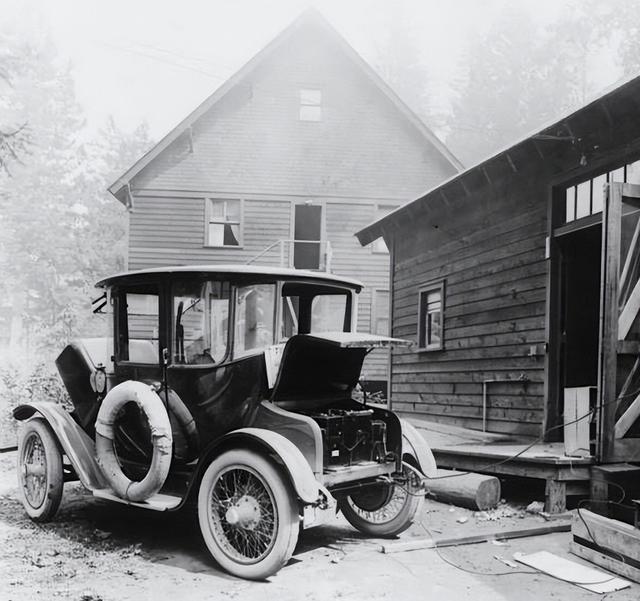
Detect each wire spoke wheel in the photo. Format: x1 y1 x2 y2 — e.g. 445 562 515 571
209 466 278 563
17 419 63 522
198 449 299 580
339 462 423 537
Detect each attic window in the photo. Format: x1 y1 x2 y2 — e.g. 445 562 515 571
299 88 322 121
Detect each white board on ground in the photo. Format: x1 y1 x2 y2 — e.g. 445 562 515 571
513 550 631 593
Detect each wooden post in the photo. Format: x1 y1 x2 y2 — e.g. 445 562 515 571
598 182 622 463
545 479 567 513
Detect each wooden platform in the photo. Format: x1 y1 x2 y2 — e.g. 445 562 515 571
406 416 593 513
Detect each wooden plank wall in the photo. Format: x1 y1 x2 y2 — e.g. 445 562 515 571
391 187 549 436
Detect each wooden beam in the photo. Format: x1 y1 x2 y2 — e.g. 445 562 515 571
619 214 640 305
599 183 623 462
506 153 518 173
615 393 640 438
618 278 640 341
381 523 571 554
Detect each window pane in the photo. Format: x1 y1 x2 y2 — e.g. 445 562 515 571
281 296 300 340
210 295 229 363
311 294 347 332
300 89 321 105
591 174 606 214
576 181 590 219
209 198 225 219
419 287 443 349
126 293 159 363
627 161 640 185
611 167 625 183
235 284 276 356
566 187 576 222
299 105 321 121
208 223 225 246
373 290 390 335
223 223 240 246
226 199 241 221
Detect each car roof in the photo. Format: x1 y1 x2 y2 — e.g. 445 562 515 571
96 264 364 291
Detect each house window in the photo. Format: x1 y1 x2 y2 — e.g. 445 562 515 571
206 198 241 247
373 289 390 335
418 282 444 351
372 205 396 253
299 88 322 121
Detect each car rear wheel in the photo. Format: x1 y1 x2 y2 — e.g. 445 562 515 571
17 419 64 522
197 449 299 580
339 463 423 537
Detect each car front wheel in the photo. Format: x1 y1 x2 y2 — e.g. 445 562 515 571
17 419 64 522
197 449 299 580
338 463 423 537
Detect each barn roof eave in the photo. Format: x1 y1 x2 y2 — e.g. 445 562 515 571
355 72 640 247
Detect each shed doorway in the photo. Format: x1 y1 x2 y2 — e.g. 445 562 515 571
557 224 602 391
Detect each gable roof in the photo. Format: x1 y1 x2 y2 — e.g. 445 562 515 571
109 8 462 204
355 72 640 246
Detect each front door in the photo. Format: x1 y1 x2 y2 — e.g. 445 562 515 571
598 182 640 462
293 204 322 270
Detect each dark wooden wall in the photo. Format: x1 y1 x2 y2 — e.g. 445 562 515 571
391 169 549 436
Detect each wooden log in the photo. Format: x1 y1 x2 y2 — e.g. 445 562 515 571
425 469 501 510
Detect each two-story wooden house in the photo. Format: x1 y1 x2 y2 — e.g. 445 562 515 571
108 9 460 391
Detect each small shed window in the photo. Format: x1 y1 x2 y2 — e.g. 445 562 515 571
206 198 241 247
418 281 444 351
372 205 396 253
299 88 322 121
563 160 640 223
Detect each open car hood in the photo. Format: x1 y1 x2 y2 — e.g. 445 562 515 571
268 332 411 403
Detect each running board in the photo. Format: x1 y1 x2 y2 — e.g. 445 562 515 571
93 489 182 511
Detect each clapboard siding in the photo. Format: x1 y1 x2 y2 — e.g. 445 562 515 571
121 18 458 389
325 202 392 381
389 185 548 435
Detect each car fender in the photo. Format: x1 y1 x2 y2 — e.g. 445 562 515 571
401 419 437 477
202 427 324 505
13 402 108 491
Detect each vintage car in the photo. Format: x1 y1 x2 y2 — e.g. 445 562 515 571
14 265 436 580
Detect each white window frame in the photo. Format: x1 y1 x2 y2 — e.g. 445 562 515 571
299 88 322 122
417 280 445 352
204 198 243 248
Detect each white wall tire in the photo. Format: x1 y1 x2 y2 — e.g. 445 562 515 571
338 464 423 538
95 381 172 502
17 419 64 522
198 449 299 580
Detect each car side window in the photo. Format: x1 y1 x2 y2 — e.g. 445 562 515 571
234 284 276 357
118 290 160 364
173 281 229 364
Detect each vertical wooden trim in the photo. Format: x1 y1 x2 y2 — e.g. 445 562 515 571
388 234 395 410
599 183 623 462
544 185 563 441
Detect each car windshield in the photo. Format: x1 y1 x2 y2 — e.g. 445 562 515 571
173 280 230 364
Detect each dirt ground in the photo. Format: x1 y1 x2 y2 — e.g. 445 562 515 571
0 452 637 601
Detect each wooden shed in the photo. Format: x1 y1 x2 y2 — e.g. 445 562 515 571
357 76 640 510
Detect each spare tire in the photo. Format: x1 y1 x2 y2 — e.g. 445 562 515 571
95 381 172 502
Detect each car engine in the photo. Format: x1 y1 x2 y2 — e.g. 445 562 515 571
302 408 390 467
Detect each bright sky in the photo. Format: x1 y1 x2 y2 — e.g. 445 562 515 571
1 0 619 141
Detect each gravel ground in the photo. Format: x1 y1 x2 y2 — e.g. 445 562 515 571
0 451 637 601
